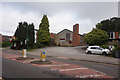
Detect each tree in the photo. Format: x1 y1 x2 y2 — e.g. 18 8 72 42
37 15 50 47
14 21 35 49
14 22 28 42
96 17 120 32
83 28 109 45
28 23 35 47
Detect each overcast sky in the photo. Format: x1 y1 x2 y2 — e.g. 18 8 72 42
0 2 118 36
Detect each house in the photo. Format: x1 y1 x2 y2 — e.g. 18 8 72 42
55 29 73 46
55 24 86 46
0 34 12 42
108 32 120 42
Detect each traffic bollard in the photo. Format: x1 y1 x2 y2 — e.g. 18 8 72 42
40 52 46 62
42 52 46 61
23 49 27 58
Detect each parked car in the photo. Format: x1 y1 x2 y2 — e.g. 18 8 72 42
86 46 110 55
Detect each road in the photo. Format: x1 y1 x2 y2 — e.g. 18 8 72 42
2 48 119 79
3 58 70 78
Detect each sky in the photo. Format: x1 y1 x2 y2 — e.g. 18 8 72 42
0 1 119 36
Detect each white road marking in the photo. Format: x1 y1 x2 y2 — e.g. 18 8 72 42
42 64 70 67
59 68 88 71
76 74 104 78
91 69 107 75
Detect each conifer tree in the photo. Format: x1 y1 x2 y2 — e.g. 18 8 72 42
14 22 35 49
37 15 50 47
28 23 35 47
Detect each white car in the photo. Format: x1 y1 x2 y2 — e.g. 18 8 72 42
86 46 110 55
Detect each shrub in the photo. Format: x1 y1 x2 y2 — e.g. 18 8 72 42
100 45 109 49
83 28 109 45
2 41 12 47
110 45 120 58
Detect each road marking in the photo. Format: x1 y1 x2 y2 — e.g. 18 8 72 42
51 69 58 71
76 74 104 78
2 52 113 78
59 68 88 71
41 64 70 67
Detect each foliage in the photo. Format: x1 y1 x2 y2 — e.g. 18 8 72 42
14 22 28 42
96 17 120 32
27 43 38 50
37 15 50 48
83 28 109 45
108 41 118 47
100 45 109 49
2 41 12 47
14 22 35 48
28 23 35 47
110 45 120 58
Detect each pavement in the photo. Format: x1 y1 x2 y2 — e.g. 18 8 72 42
2 46 119 65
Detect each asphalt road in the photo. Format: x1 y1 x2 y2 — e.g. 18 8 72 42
2 48 119 79
2 58 70 78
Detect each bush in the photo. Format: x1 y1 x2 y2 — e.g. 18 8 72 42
108 41 118 47
83 28 109 45
28 43 39 49
2 41 12 47
100 45 109 49
109 45 120 58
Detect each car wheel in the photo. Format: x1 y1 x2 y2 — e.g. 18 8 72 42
102 52 107 56
87 51 92 54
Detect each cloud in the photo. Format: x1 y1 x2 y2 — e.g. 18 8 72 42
49 13 75 33
1 2 118 36
1 6 41 36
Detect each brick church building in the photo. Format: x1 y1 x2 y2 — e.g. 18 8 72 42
55 24 86 46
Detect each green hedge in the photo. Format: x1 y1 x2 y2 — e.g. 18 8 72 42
100 45 109 49
2 41 12 47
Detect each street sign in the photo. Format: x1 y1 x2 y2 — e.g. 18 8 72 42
42 52 45 58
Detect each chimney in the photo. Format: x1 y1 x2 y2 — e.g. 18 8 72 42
72 24 80 46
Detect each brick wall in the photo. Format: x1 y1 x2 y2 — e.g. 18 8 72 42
50 33 55 39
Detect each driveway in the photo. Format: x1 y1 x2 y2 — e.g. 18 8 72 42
28 46 119 65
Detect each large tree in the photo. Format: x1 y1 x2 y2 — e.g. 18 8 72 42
37 15 50 47
96 17 120 32
14 22 35 48
28 23 35 47
14 22 28 42
83 28 109 45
